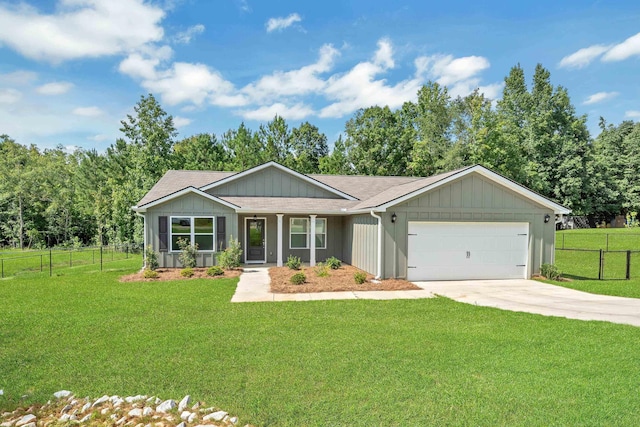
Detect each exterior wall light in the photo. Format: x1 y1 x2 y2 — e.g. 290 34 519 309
391 212 397 223
544 214 551 223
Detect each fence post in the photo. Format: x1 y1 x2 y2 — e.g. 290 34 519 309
100 246 103 271
92 249 95 264
69 250 72 267
1 259 3 279
606 234 609 251
562 234 565 250
626 250 631 280
126 245 129 259
49 249 52 277
598 249 604 280
40 254 43 272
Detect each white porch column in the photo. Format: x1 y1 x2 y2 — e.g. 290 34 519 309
309 214 317 267
276 214 284 267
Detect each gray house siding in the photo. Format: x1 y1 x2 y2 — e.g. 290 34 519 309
343 214 378 275
238 214 344 263
385 172 555 279
145 193 237 268
210 166 342 198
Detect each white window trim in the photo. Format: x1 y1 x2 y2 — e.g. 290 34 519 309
289 217 327 250
169 215 216 253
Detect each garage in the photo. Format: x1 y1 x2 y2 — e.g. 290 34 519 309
407 222 529 281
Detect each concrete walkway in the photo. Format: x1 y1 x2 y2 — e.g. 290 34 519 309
414 279 640 327
231 269 640 327
230 267 434 302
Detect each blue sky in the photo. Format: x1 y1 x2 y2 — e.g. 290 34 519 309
0 0 639 152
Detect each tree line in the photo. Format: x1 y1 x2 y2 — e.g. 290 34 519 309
0 63 638 248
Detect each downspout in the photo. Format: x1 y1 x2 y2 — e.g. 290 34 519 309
370 210 382 280
135 211 146 268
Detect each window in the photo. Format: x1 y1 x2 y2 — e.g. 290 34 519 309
170 216 215 252
289 218 327 249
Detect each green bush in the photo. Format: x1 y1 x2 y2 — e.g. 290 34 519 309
143 269 159 279
315 262 329 277
177 238 198 268
180 267 194 278
286 255 301 270
325 256 342 270
290 272 306 285
354 271 367 284
207 265 224 276
541 263 562 281
145 246 159 271
217 236 243 269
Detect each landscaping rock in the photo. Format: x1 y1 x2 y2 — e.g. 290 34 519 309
143 407 153 416
20 424 34 427
128 408 143 417
15 415 36 427
180 411 191 421
156 399 177 413
92 394 110 407
177 423 186 427
80 402 91 413
79 414 92 423
126 395 147 403
53 390 72 399
203 410 227 422
178 395 191 411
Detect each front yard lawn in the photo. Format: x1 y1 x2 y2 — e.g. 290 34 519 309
1 259 639 426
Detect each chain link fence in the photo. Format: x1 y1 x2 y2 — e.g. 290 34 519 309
555 248 640 280
0 245 142 279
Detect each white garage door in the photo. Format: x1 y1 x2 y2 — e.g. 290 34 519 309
407 222 529 281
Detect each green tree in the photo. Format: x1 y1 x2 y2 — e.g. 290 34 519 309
173 133 228 170
290 122 328 173
221 122 264 170
319 136 351 175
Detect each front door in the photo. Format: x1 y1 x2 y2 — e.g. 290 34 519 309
246 218 266 262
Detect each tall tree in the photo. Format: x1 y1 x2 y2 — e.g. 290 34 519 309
257 115 292 166
173 133 229 170
290 122 328 173
319 136 351 175
222 122 264 171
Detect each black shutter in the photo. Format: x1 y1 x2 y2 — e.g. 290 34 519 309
217 216 226 251
159 216 168 252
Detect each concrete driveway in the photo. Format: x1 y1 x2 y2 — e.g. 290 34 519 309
413 279 640 327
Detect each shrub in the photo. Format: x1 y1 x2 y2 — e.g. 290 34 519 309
180 267 194 278
143 269 159 279
290 272 306 285
286 255 301 270
177 238 198 268
315 262 329 277
145 246 159 271
354 271 367 284
541 263 562 281
325 256 342 270
217 236 242 269
207 265 224 276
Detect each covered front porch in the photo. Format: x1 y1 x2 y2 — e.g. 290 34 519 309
237 213 344 267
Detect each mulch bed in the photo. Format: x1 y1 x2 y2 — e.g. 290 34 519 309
120 268 242 282
269 264 420 293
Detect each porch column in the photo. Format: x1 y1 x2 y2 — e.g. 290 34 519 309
309 214 317 267
276 214 284 267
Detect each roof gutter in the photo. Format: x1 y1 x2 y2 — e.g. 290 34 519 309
370 210 383 280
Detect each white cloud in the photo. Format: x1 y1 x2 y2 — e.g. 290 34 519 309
239 102 314 120
0 0 165 63
602 32 640 62
319 39 421 118
559 45 610 69
36 82 74 95
237 0 251 12
266 13 301 33
0 89 22 104
242 44 339 102
88 134 110 142
72 106 104 117
174 24 205 44
63 145 79 154
173 116 192 127
624 110 640 119
416 54 490 86
0 70 38 85
583 91 618 105
477 82 504 100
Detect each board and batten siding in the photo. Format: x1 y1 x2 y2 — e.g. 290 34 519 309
145 193 237 268
383 172 555 279
210 166 342 198
343 214 378 275
237 214 344 263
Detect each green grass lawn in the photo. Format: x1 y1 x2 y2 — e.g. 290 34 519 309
2 259 640 426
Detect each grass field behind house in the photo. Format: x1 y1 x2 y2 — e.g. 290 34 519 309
2 258 640 426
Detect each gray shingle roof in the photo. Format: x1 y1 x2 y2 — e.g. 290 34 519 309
136 165 470 212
